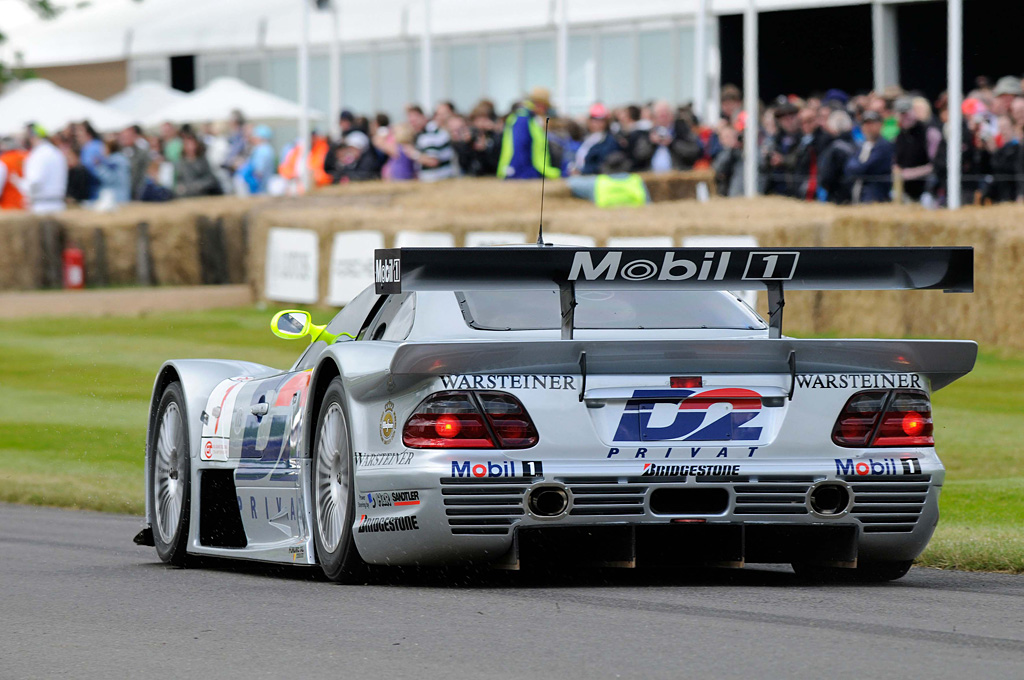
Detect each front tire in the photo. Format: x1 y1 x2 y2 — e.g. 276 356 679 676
150 382 191 566
792 559 913 583
311 378 364 583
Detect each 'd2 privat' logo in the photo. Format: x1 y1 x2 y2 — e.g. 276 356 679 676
614 389 764 442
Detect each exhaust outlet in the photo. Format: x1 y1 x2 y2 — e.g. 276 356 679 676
527 485 569 518
808 482 852 516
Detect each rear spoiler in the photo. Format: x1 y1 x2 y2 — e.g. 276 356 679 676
374 246 974 338
389 338 978 392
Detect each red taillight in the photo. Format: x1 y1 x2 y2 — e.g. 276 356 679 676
403 391 539 449
832 389 934 448
671 376 703 389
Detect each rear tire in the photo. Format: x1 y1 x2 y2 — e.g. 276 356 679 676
149 382 191 566
792 559 913 583
311 378 364 583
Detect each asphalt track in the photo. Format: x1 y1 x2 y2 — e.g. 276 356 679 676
3 504 1023 679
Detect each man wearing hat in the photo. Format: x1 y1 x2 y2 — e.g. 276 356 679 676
328 131 382 183
844 110 894 203
574 103 623 175
497 86 562 180
991 76 1023 117
761 101 802 197
22 124 67 214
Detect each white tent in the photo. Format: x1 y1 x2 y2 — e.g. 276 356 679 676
105 81 187 121
142 77 324 127
0 79 132 136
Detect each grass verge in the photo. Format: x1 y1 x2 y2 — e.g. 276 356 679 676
0 307 1020 572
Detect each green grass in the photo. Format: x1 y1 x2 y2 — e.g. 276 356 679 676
0 309 1020 571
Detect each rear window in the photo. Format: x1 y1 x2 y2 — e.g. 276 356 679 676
457 289 765 330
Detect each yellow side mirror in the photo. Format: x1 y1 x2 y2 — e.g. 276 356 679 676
271 309 342 344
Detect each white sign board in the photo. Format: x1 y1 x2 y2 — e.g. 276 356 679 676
606 235 675 247
682 234 760 309
395 231 456 248
543 233 597 247
264 227 319 304
327 230 385 306
465 231 527 247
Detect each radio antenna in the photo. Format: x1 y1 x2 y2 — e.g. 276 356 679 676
537 116 550 246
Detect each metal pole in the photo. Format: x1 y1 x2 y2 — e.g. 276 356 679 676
871 1 885 92
742 0 758 198
329 2 341 141
947 0 962 210
556 0 569 114
421 0 432 109
298 0 311 192
694 0 707 122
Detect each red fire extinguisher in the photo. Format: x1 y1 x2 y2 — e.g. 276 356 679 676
63 246 85 289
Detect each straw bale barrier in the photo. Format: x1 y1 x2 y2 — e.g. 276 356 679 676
2 174 1024 352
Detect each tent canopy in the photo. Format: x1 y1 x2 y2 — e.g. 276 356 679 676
105 81 188 121
142 77 324 126
0 79 133 136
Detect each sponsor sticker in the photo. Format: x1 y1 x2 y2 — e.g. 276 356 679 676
288 546 305 561
358 515 419 533
796 374 923 390
836 458 922 476
614 388 764 443
354 451 415 467
642 463 742 478
359 489 422 510
380 401 396 444
440 374 577 390
201 437 229 462
608 446 760 459
450 460 543 478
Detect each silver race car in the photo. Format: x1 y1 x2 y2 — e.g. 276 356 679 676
136 246 976 582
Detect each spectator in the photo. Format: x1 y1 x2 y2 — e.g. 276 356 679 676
720 84 742 122
407 104 456 181
794 105 832 200
328 131 381 183
22 124 67 213
93 138 132 207
634 100 702 173
75 121 105 201
224 109 249 172
845 110 893 203
237 125 276 194
711 124 744 197
465 105 502 177
574 103 623 175
893 97 934 201
0 135 28 210
498 87 561 180
617 105 649 170
174 131 222 197
160 122 183 163
279 133 332 189
991 76 1022 117
761 102 801 196
817 110 857 204
64 140 94 205
118 125 151 200
989 115 1022 203
381 123 418 181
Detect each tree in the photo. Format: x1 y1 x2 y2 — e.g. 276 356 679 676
0 1 63 84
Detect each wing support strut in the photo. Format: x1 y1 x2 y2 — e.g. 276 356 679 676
767 282 785 339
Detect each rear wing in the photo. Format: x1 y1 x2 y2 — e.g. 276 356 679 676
374 246 974 338
389 338 978 392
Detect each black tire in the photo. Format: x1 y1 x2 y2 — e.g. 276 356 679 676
311 378 364 583
149 382 191 566
792 559 913 583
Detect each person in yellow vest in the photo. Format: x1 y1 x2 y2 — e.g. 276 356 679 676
566 155 650 207
0 136 29 210
497 87 563 180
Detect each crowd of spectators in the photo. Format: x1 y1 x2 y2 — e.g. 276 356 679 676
3 73 1024 213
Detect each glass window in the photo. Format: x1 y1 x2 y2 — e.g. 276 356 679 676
449 44 481 112
133 66 166 85
599 33 634 107
458 289 766 331
343 51 372 114
237 58 264 89
326 285 380 339
379 49 410 119
524 38 554 92
567 34 595 116
268 53 298 102
201 59 232 86
677 26 695 104
308 54 330 117
639 30 673 103
485 41 519 112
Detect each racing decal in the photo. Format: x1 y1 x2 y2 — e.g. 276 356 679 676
354 451 415 467
796 374 923 389
288 546 305 561
357 490 422 511
358 515 419 533
201 437 229 462
836 458 922 476
380 401 396 444
567 251 799 283
202 377 253 437
450 460 543 478
642 463 742 478
274 372 311 406
237 494 299 521
374 252 401 294
608 446 760 459
439 375 577 390
614 389 764 442
236 372 311 483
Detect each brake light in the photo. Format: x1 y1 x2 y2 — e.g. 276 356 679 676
832 389 934 448
671 376 703 388
403 391 539 449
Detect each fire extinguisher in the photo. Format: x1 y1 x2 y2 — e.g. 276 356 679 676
63 246 85 289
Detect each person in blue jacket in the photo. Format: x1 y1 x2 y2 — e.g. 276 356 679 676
574 103 624 175
845 110 894 203
497 87 562 180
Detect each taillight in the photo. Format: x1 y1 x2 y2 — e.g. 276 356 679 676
403 391 539 449
832 389 934 448
671 376 703 388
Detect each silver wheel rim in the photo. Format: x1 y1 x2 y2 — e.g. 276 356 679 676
316 403 349 554
153 402 185 544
